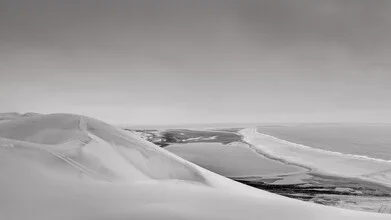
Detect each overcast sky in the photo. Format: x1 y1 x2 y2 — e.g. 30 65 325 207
1 0 391 124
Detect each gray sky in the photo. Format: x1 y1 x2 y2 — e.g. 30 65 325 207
1 0 391 124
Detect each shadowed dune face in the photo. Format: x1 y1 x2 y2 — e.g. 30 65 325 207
0 113 207 183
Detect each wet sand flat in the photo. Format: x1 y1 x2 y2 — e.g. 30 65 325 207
166 142 305 177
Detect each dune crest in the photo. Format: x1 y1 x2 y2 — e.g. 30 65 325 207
1 114 390 220
0 113 206 183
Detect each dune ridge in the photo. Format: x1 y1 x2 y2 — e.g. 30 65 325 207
0 114 390 219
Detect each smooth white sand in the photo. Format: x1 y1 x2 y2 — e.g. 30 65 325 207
0 114 390 219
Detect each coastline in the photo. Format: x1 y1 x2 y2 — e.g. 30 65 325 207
256 124 391 161
240 128 391 188
126 126 391 213
232 173 391 213
238 127 391 213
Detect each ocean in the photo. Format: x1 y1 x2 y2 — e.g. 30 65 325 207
243 125 391 212
256 124 391 161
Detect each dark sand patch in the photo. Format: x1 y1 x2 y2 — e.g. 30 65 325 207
234 172 391 213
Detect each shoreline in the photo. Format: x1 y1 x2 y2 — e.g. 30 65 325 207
127 127 391 213
240 139 313 174
231 171 391 214
165 142 305 177
255 127 391 163
237 127 391 213
240 128 391 189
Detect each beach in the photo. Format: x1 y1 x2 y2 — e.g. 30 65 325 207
3 114 391 219
140 126 391 213
238 127 391 213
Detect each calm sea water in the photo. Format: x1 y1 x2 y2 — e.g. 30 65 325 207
256 124 391 161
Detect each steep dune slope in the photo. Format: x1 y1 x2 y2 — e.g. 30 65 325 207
0 113 207 183
0 114 389 220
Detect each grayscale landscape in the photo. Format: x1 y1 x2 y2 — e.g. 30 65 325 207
1 1 391 219
126 126 391 213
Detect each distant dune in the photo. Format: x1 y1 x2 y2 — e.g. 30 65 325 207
0 112 42 122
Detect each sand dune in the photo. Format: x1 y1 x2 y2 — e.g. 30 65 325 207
0 114 389 219
0 114 207 183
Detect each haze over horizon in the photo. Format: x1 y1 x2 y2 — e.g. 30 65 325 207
1 0 391 125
